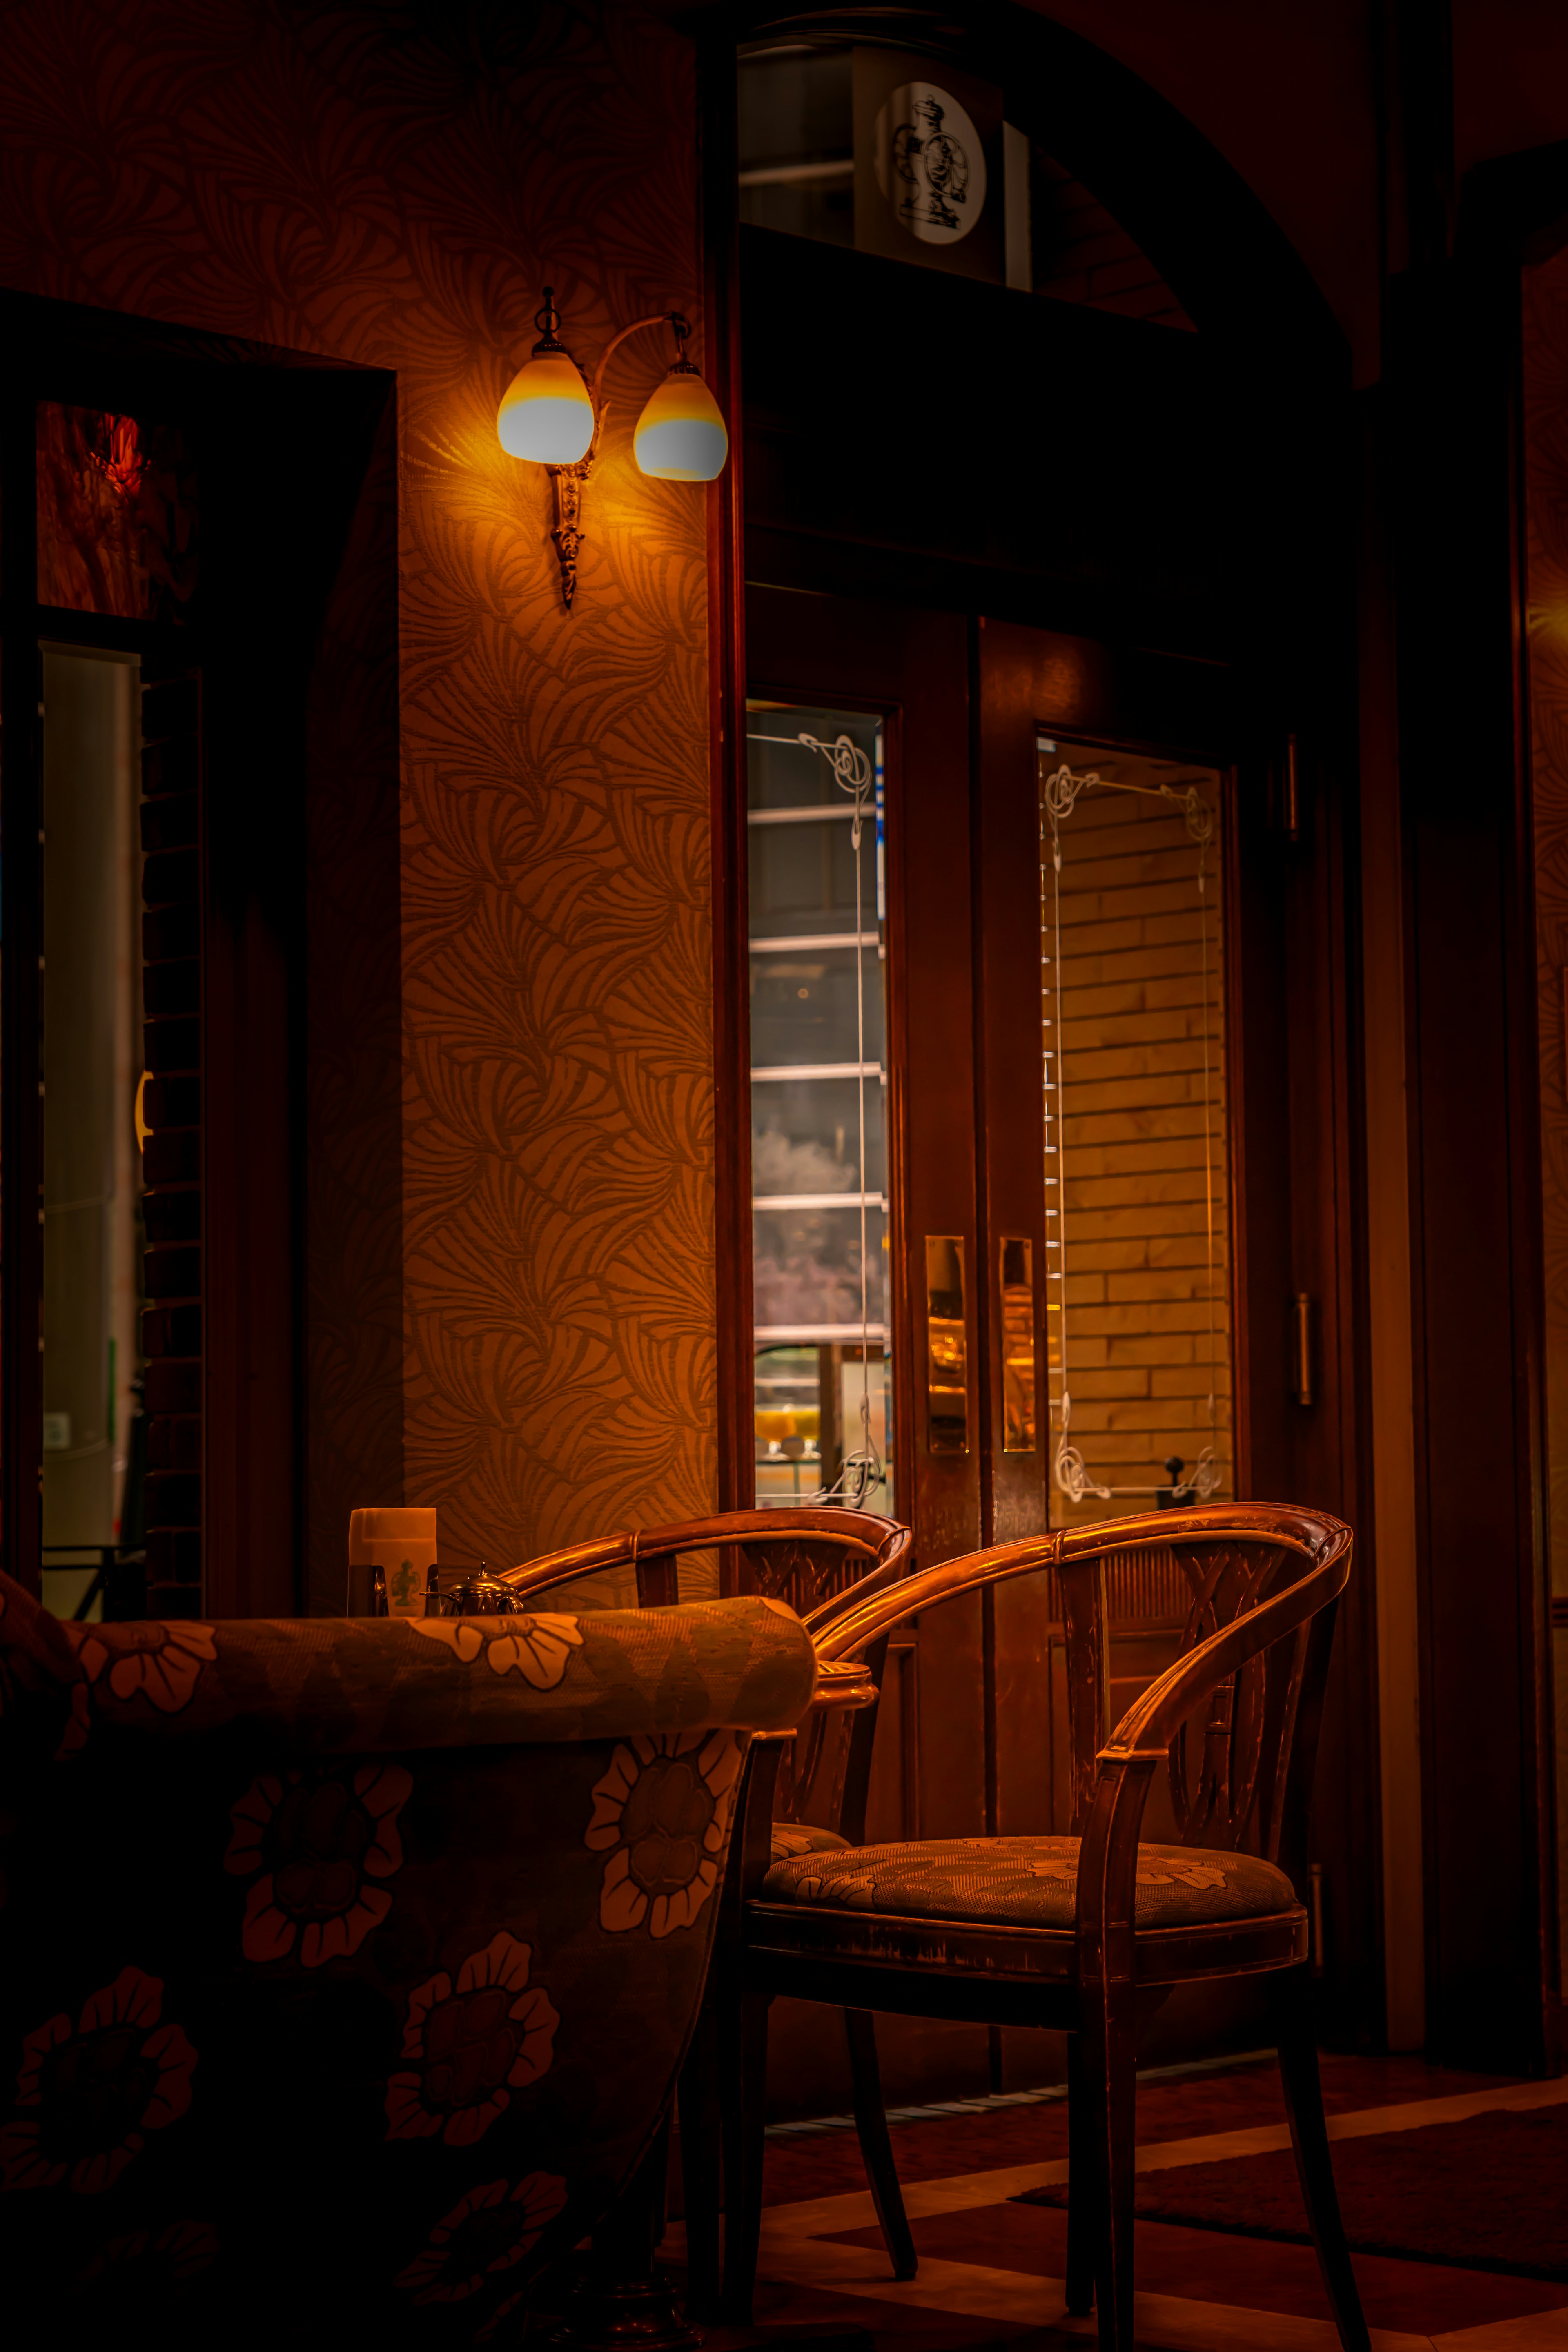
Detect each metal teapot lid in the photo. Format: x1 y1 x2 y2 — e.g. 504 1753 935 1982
432 1564 527 1617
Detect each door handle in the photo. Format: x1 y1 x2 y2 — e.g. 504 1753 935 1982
998 1236 1037 1452
924 1234 969 1454
1292 1292 1314 1408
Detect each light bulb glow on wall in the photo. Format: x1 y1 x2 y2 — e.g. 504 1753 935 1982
497 347 594 463
634 362 729 482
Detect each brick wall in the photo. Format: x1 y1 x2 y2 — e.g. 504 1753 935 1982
1042 753 1232 1526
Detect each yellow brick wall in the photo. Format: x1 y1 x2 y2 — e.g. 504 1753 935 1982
1040 752 1232 1528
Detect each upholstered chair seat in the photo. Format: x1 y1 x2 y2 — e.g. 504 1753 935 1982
755 1835 1305 1982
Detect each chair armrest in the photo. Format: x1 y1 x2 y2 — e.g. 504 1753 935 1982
499 1533 636 1603
815 1530 1063 1659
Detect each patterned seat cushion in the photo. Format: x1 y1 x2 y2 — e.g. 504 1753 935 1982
769 1821 850 1866
757 1835 1299 1932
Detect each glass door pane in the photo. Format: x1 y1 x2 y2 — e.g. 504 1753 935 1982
748 700 891 1510
40 647 144 1617
1038 734 1233 1527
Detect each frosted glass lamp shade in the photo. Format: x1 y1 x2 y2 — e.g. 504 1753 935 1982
497 350 594 464
634 364 729 481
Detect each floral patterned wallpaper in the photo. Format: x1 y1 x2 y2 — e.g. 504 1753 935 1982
0 1 717 1605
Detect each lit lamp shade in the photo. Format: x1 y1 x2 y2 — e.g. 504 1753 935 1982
634 364 729 481
497 350 594 464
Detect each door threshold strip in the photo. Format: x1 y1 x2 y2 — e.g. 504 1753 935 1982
765 2047 1276 2137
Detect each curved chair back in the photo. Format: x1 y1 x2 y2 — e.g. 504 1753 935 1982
502 1506 907 1622
503 1509 912 1842
817 1502 1350 1890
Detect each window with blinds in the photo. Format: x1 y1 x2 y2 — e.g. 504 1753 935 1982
747 700 891 1512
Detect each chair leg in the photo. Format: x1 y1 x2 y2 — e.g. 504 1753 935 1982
1080 1984 1138 2352
1272 1967 1371 2352
1064 2030 1096 2316
718 1985 773 2325
677 1996 722 2318
844 2007 917 2281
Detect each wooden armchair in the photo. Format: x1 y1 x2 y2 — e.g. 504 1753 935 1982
717 1502 1367 2352
498 1508 919 2298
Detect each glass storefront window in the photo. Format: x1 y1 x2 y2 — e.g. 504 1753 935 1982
748 701 891 1511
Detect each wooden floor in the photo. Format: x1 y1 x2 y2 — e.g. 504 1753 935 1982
665 2055 1568 2349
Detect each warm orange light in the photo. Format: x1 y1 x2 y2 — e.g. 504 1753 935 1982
497 349 593 464
501 327 597 463
633 362 728 481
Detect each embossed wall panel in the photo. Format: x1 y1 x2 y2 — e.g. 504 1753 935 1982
0 3 716 1601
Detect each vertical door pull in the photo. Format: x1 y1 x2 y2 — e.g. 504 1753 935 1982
1292 1291 1314 1407
925 1235 968 1454
1283 733 1303 840
998 1236 1036 1452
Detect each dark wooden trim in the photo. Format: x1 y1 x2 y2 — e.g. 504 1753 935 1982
701 26 755 1515
139 666 205 1610
1291 609 1384 2052
746 521 1232 664
882 688 917 1548
1221 764 1253 1502
0 380 44 1595
1501 259 1561 2068
35 610 170 657
1394 251 1554 2071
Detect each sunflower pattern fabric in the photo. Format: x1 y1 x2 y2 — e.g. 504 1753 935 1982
758 1834 1299 1930
0 1570 815 2341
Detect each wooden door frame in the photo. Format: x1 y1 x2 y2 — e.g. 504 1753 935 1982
1385 140 1568 2073
0 292 397 1617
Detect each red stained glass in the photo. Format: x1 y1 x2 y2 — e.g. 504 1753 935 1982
36 403 197 622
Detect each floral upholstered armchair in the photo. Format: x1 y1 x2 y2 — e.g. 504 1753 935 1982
0 1571 816 2341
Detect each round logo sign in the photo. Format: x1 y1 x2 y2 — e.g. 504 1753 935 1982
873 82 987 247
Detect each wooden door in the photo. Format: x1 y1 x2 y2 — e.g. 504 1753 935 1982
746 586 988 1857
742 584 1364 2095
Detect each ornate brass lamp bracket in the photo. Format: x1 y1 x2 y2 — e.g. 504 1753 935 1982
534 303 693 613
546 455 592 611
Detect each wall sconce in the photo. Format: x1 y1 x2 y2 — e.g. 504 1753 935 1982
497 287 728 610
